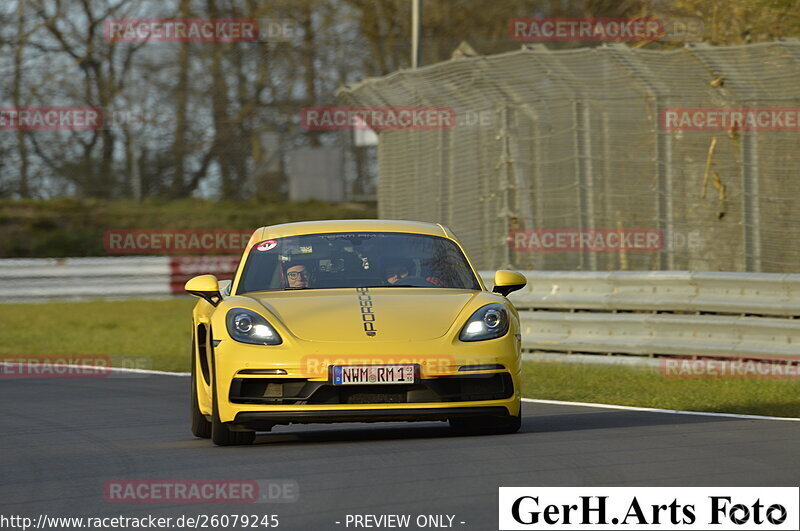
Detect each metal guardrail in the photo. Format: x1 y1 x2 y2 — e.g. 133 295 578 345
480 271 800 361
481 271 800 316
0 258 172 300
0 257 238 301
518 311 799 360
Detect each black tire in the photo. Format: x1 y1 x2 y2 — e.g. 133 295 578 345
190 333 211 439
210 342 255 446
449 413 521 435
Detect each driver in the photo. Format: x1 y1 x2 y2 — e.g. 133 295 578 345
286 264 312 288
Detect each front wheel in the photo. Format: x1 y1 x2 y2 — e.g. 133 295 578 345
190 334 211 439
449 414 521 435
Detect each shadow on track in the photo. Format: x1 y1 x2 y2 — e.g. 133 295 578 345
530 410 737 434
234 408 737 447
251 422 456 446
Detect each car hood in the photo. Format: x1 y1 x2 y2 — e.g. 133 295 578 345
248 288 478 342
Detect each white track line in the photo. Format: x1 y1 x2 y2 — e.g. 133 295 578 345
523 398 800 422
107 366 190 376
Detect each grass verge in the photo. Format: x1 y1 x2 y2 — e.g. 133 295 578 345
0 298 194 373
3 298 799 418
520 360 800 418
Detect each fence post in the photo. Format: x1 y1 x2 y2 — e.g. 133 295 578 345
741 132 761 271
574 100 597 270
497 105 515 268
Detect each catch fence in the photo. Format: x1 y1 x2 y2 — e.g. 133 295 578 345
338 40 800 272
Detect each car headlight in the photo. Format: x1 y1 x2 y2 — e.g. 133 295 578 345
226 308 282 345
459 303 510 342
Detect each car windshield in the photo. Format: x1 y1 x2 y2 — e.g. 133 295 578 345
236 232 481 293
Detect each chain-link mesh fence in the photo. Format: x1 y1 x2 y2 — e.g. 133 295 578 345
338 40 800 272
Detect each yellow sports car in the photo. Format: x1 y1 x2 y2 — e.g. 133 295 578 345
186 219 527 445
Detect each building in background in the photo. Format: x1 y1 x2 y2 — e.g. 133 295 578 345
287 147 345 203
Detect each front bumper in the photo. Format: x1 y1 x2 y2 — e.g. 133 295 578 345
209 331 522 425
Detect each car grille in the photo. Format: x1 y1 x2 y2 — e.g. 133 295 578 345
228 373 513 405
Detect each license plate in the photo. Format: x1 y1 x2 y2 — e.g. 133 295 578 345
331 364 416 385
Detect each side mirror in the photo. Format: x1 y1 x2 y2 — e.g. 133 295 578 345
492 270 527 297
185 274 222 307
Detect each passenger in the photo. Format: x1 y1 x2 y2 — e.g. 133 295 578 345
385 263 410 285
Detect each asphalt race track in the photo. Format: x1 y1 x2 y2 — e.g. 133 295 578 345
1 374 798 530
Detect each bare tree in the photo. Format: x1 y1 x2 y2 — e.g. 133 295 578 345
2 0 795 201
